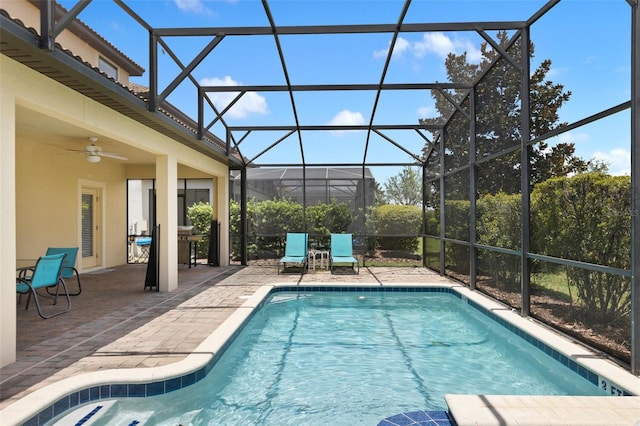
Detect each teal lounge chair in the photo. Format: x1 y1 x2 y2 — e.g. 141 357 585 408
16 253 71 319
329 233 359 274
278 233 309 274
45 247 81 296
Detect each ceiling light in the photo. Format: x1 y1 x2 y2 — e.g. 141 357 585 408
86 154 101 163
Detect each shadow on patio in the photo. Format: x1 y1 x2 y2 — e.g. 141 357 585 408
0 263 449 410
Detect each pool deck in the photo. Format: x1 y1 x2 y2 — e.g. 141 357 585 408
1 264 638 425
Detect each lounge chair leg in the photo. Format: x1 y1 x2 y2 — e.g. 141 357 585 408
69 270 81 296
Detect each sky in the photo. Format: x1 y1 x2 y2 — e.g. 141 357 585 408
58 0 633 182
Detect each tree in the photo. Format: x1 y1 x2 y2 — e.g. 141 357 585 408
421 31 593 194
382 166 422 207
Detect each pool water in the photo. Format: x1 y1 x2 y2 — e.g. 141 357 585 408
78 291 606 425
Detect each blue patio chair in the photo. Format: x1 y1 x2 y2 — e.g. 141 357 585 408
45 247 81 296
329 233 360 274
278 233 309 274
16 253 71 319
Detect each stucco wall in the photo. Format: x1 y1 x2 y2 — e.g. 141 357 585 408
1 53 230 367
15 137 128 267
0 0 133 84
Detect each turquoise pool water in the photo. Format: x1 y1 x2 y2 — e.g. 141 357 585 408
50 289 608 425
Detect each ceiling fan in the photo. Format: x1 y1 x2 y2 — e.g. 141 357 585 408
67 137 128 163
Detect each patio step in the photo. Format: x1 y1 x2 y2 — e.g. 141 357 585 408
50 400 153 426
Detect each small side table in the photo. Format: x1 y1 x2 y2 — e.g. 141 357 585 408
308 250 329 270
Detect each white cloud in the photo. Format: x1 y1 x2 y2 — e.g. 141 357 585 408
592 148 630 176
414 32 483 63
413 33 455 59
173 0 207 14
327 110 366 135
545 65 568 80
417 105 435 118
374 32 482 63
200 76 268 119
558 131 590 144
373 36 411 59
328 110 366 126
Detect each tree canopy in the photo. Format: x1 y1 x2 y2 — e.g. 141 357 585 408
421 31 596 195
382 166 422 206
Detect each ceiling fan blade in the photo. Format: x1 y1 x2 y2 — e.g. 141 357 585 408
98 151 128 161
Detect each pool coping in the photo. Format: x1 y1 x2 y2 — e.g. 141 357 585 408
2 282 639 425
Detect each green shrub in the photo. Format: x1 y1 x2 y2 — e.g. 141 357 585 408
187 202 213 258
187 202 213 235
373 204 421 251
443 199 470 273
307 200 353 247
476 192 521 289
229 198 258 260
531 173 631 322
255 198 304 255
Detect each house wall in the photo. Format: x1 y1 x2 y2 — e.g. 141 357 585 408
0 0 134 84
1 53 230 367
15 137 128 265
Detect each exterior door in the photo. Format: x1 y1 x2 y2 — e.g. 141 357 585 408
81 187 102 269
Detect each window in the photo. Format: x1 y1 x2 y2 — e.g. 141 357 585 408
98 57 118 80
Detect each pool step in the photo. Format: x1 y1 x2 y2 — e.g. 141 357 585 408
50 400 153 426
146 407 218 424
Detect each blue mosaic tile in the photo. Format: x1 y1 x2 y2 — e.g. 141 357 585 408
165 377 182 393
147 381 165 396
385 413 416 425
129 383 146 397
406 411 432 421
38 405 54 424
22 415 38 426
427 410 453 421
99 385 110 399
183 371 196 387
377 410 455 426
111 384 128 397
53 395 70 416
69 391 79 408
194 367 205 382
89 386 100 401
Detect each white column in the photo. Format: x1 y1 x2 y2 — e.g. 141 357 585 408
0 85 17 367
156 154 178 292
215 175 229 267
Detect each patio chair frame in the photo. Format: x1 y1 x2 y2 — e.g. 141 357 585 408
16 253 71 319
329 233 360 275
278 232 309 274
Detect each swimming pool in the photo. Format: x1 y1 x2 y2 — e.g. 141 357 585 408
43 286 633 426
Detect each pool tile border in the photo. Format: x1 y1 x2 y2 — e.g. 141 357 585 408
377 409 456 426
19 285 636 425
